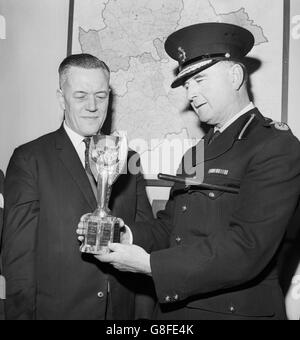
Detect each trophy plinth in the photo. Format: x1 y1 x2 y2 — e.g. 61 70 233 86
80 133 127 255
80 213 121 255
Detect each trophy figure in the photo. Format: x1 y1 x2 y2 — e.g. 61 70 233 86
80 133 127 255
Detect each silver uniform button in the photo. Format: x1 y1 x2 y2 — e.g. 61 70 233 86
165 296 171 302
229 305 236 313
174 294 179 301
209 192 215 198
97 291 104 298
175 237 182 245
182 205 187 212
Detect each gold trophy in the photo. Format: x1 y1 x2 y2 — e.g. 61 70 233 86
80 133 127 255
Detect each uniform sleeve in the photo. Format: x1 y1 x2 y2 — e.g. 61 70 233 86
150 134 300 303
134 163 153 223
131 185 177 253
132 158 156 319
2 148 39 319
130 148 178 253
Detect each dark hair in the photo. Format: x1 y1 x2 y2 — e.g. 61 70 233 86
58 53 110 88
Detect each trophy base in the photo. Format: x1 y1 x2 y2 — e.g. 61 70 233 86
80 213 121 255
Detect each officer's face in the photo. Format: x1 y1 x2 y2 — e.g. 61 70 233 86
184 62 236 127
57 66 110 137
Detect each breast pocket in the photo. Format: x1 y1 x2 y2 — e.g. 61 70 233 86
188 174 240 199
184 175 241 235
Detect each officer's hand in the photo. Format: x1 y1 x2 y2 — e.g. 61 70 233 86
95 243 152 275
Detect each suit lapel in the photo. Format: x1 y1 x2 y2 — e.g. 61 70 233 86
55 126 97 210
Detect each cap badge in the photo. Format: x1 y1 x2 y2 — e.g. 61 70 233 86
178 46 187 63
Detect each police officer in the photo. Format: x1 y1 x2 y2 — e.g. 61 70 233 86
78 23 300 320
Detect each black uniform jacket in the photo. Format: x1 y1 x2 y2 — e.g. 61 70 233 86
132 109 300 320
2 126 153 320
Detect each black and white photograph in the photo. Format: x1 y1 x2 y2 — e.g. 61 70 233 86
0 0 300 323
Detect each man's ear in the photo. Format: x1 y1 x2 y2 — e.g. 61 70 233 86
230 63 245 91
56 89 66 111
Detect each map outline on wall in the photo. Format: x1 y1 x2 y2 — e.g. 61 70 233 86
70 0 284 179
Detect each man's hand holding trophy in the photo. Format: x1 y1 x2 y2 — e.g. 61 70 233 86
77 132 129 255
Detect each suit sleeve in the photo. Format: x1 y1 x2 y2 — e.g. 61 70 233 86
2 148 39 319
144 134 300 303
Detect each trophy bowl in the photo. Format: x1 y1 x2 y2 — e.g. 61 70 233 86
79 132 127 255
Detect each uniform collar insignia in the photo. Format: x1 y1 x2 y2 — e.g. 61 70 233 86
237 113 256 140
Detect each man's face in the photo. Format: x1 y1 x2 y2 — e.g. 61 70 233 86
58 66 110 136
184 62 236 127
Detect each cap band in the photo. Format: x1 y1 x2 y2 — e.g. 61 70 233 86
177 59 214 78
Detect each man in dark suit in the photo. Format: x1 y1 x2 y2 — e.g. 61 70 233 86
2 54 154 320
86 23 300 320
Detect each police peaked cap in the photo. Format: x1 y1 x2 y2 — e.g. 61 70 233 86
165 22 255 88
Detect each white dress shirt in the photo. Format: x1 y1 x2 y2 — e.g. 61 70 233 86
214 102 255 133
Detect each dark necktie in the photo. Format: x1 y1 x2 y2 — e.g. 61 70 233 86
83 137 92 175
83 137 97 198
208 130 221 145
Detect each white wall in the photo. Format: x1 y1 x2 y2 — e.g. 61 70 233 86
0 0 70 172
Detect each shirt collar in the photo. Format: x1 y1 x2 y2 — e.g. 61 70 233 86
215 102 255 133
63 121 85 150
